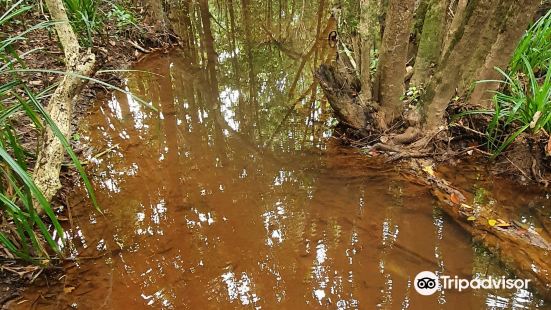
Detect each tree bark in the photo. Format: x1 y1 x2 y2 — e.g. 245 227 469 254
374 0 415 127
441 0 468 58
404 162 551 300
358 0 381 102
317 63 366 129
410 0 448 86
33 0 96 209
423 0 501 130
469 0 540 108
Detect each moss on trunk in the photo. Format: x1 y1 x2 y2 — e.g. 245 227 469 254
410 0 448 86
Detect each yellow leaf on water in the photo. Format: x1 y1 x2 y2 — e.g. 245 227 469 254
423 165 434 176
63 286 75 294
467 216 476 221
488 219 497 227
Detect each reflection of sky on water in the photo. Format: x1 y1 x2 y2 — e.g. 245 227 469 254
219 88 240 131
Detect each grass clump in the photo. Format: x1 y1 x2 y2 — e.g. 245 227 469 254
0 1 98 262
476 10 551 157
63 0 101 46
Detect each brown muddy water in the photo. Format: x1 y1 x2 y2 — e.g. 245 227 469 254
16 2 551 308
15 50 549 309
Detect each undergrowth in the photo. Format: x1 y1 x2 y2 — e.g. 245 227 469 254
473 9 551 157
0 1 99 262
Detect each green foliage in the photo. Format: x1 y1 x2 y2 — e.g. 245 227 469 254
470 12 551 158
63 0 101 46
108 3 136 29
510 9 551 76
0 1 99 261
484 58 551 156
401 85 423 105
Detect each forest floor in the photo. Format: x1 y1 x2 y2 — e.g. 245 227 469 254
0 5 177 306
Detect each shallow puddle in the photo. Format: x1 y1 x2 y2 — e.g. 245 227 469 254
16 1 551 307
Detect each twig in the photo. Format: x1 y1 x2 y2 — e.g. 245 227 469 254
127 40 149 53
504 155 532 180
450 123 486 137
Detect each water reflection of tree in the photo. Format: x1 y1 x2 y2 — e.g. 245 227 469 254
62 1 444 308
161 0 335 150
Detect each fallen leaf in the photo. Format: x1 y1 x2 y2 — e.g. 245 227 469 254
467 216 476 221
460 203 473 209
423 165 434 176
63 286 75 294
450 193 461 204
488 219 497 227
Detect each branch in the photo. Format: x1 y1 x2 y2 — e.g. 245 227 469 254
33 0 96 211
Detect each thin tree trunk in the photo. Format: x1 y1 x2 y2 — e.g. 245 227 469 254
358 0 381 102
410 0 448 86
469 0 540 108
441 0 468 58
374 0 415 127
33 0 96 208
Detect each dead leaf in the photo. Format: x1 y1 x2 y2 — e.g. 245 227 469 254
63 286 75 294
488 219 497 227
423 165 434 176
460 203 472 209
450 193 461 204
29 80 42 86
496 219 511 228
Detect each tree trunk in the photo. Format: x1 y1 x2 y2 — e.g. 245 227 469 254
33 0 96 209
358 0 381 102
374 0 415 127
469 0 540 108
441 0 468 58
410 0 448 86
423 0 501 130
